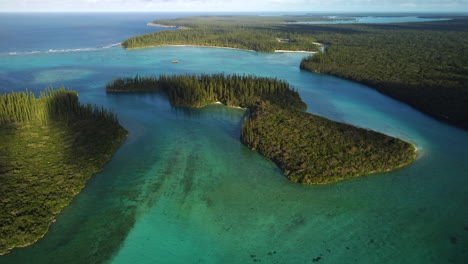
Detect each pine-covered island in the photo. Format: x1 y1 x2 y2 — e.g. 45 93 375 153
0 88 127 255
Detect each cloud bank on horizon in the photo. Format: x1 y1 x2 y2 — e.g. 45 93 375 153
1 0 467 12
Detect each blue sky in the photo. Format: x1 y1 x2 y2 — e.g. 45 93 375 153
1 0 467 12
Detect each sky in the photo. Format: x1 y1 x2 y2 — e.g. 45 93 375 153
0 0 467 12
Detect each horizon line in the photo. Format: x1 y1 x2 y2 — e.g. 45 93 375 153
1 11 467 14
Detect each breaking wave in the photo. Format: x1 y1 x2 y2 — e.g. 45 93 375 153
3 43 121 56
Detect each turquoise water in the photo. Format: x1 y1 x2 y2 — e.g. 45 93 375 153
1 15 468 264
295 16 450 24
1 46 467 264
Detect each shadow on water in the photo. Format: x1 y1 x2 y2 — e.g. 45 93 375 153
171 104 249 141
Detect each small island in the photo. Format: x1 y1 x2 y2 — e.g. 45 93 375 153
0 88 127 255
106 73 416 185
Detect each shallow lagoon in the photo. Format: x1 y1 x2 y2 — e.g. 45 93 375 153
1 46 467 264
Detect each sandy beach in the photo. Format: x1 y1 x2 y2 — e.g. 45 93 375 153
274 50 317 53
161 45 255 52
147 23 189 29
211 101 247 110
129 44 318 54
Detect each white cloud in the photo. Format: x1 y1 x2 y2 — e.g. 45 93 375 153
400 3 418 8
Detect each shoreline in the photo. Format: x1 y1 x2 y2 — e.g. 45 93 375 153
126 44 320 54
274 50 317 53
126 44 256 52
166 45 255 52
147 23 189 30
130 25 324 54
212 101 247 110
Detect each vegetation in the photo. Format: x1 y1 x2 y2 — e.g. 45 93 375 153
106 73 306 110
121 16 322 52
241 101 415 184
299 18 468 129
0 88 127 255
0 88 118 125
123 15 468 130
107 73 416 185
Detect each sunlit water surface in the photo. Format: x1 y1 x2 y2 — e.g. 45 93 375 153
0 14 467 264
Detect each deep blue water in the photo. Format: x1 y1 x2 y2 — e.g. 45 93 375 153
0 13 181 54
0 13 467 264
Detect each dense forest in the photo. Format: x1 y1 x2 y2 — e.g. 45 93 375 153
0 88 127 255
241 101 415 184
123 15 468 130
121 17 321 52
298 19 468 129
106 73 306 110
107 73 416 185
0 88 118 125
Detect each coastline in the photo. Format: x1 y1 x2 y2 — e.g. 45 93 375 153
127 25 324 54
162 44 255 52
126 44 256 52
147 22 189 30
274 50 317 53
212 101 247 110
125 44 320 54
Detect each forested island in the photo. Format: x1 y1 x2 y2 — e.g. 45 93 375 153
107 74 416 185
0 88 127 255
122 15 468 130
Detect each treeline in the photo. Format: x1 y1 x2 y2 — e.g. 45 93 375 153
107 73 416 185
121 26 320 52
0 88 127 255
0 87 118 125
106 73 306 110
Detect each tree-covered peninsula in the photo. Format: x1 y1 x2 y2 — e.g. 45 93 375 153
0 88 127 255
122 15 468 130
107 74 416 185
298 18 468 130
121 16 321 52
